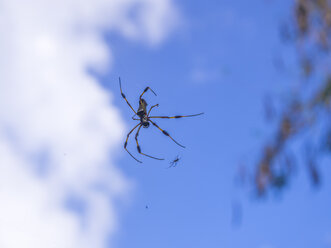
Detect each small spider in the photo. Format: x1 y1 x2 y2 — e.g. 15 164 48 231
119 77 203 163
169 155 181 168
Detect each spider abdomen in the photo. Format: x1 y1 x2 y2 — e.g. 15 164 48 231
137 98 148 117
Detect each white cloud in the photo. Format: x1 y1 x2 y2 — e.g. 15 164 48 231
0 0 179 247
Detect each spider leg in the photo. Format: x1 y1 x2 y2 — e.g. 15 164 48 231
131 113 140 121
148 119 185 148
147 104 159 116
149 112 204 119
124 123 142 163
135 125 164 160
140 86 157 100
119 77 137 114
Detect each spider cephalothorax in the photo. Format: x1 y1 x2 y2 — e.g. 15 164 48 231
141 116 150 128
119 77 203 163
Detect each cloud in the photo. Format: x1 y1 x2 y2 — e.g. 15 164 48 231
0 0 179 247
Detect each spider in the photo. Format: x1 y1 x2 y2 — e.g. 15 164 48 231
169 155 181 168
119 77 203 163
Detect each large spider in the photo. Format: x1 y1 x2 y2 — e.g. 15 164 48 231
119 77 203 163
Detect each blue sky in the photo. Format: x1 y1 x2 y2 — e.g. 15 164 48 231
109 1 331 248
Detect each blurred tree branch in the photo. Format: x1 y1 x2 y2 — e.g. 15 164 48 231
254 0 331 195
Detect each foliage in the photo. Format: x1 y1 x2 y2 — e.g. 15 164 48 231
254 0 331 195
